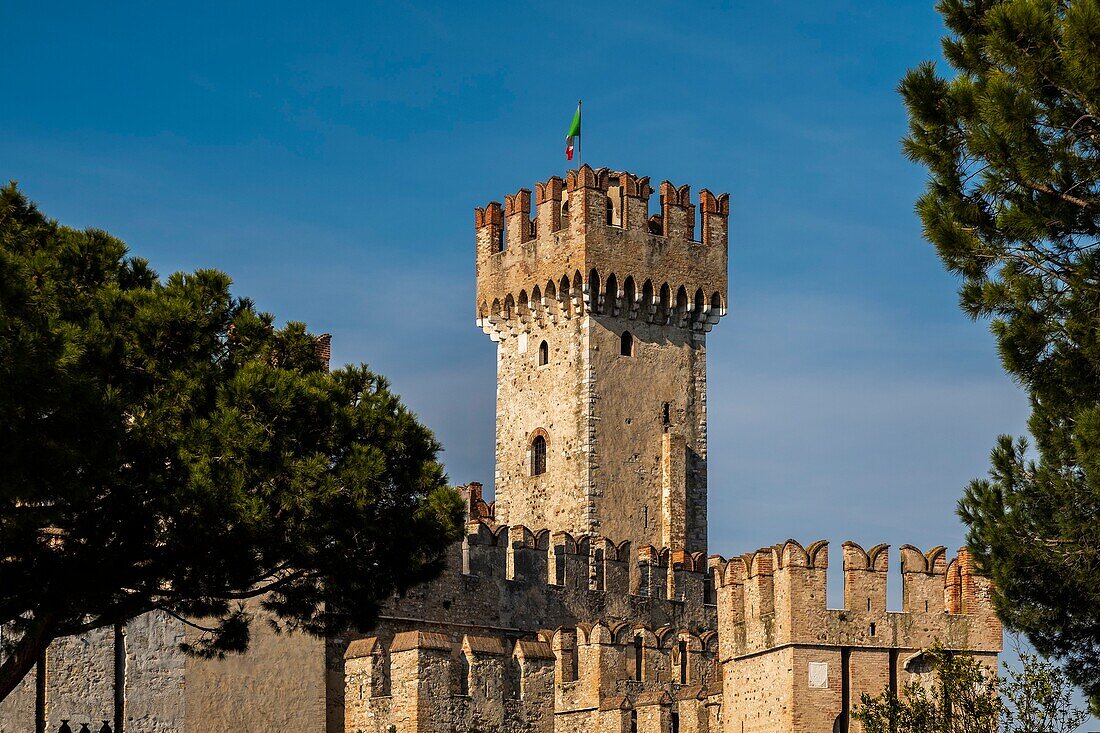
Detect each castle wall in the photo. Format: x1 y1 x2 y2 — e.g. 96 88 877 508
347 628 718 733
493 310 709 552
182 600 327 732
721 646 795 733
493 315 590 537
1 607 327 733
0 612 187 733
0 659 35 733
715 541 1002 733
373 522 717 636
588 314 707 552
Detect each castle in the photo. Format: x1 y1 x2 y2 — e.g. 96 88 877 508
0 165 1001 733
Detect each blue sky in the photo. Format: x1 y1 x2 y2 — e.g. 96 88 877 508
2 2 1030 590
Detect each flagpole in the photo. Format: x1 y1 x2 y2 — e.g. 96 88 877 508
577 99 582 167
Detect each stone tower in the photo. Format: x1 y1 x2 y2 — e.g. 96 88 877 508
475 165 729 553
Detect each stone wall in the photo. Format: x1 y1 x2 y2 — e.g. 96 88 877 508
0 612 186 733
715 540 1002 733
1 607 326 733
477 166 727 555
345 627 718 733
493 315 590 537
587 314 708 552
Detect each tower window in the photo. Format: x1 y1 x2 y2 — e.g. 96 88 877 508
538 340 549 366
678 640 688 684
662 402 671 427
633 635 644 681
620 330 634 356
531 435 547 476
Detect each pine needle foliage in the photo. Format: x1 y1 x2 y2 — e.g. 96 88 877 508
0 183 465 700
899 0 1100 710
853 644 1088 733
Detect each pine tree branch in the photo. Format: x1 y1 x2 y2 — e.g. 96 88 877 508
1018 178 1095 209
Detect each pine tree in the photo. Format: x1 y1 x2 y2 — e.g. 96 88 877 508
853 643 1088 732
900 0 1100 710
0 183 464 700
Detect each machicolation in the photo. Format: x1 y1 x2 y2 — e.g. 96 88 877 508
475 165 729 343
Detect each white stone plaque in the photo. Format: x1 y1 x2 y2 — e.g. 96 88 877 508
808 662 828 689
518 333 528 353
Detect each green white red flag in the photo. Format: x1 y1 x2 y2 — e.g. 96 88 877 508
565 102 581 160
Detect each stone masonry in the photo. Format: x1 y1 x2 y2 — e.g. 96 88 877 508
476 167 727 553
1 166 1000 733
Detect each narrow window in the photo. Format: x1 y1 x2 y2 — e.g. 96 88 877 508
554 545 565 586
569 643 579 682
633 636 643 681
531 435 547 476
840 647 851 733
643 505 649 529
888 648 898 699
671 712 680 733
538 340 549 366
593 548 605 591
662 402 671 427
869 622 876 637
375 651 391 697
606 197 614 225
620 330 634 356
678 640 688 684
508 655 522 699
703 573 716 605
457 654 470 696
630 710 638 733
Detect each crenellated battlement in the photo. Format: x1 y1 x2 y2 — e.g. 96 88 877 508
346 530 999 733
455 520 716 610
344 624 723 733
709 539 1001 660
475 165 729 341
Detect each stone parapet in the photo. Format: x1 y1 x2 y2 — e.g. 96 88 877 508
711 540 1002 657
344 627 720 733
380 520 718 638
475 165 729 340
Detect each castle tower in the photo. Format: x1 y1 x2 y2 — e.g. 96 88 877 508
475 165 729 553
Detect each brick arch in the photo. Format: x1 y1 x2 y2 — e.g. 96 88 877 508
528 428 549 477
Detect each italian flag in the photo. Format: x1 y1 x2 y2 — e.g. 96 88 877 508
565 102 581 160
